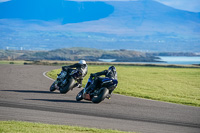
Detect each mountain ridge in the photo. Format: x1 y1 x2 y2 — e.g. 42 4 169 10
0 0 199 52
0 47 161 62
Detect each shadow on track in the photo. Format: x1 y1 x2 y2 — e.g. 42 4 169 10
25 98 91 104
1 90 59 94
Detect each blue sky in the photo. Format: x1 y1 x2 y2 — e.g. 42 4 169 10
0 0 200 12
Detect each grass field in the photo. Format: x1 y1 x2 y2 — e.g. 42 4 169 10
0 121 133 133
0 60 28 64
47 65 200 107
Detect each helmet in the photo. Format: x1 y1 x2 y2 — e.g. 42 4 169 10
79 60 86 65
108 66 116 73
107 66 117 79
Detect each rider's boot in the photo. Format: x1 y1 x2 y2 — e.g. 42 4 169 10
106 93 112 99
106 90 113 99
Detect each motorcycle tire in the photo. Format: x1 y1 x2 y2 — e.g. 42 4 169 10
76 89 84 101
92 87 109 104
59 77 75 94
50 82 56 92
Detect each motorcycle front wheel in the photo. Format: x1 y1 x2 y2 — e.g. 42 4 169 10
50 82 56 92
59 77 75 94
92 87 109 104
76 89 84 101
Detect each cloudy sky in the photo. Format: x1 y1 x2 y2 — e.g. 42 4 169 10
0 0 200 12
155 0 200 12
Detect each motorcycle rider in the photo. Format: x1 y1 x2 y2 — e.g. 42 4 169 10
88 66 117 98
62 60 88 88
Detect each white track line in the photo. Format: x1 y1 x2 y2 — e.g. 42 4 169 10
43 71 55 81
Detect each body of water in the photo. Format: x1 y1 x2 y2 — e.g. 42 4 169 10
157 56 200 65
99 56 200 65
99 59 116 62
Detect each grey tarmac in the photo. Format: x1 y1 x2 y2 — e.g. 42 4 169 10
0 64 200 133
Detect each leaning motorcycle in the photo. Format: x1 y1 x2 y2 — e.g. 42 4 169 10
76 75 118 103
50 69 82 94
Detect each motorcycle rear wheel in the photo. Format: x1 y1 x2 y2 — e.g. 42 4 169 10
92 87 109 104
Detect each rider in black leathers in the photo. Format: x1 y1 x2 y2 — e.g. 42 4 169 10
89 66 117 98
62 60 88 88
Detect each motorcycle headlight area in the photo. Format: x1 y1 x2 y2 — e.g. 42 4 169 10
59 71 67 78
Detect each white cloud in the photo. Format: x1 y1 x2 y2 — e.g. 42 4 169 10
155 0 200 12
70 0 200 12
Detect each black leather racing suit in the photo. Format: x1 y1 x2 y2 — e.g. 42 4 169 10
62 63 88 86
90 70 117 94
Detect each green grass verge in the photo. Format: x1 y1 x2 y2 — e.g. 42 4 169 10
0 60 32 65
47 65 200 107
0 121 133 133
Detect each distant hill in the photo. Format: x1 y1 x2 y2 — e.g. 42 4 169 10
0 0 199 52
0 47 160 62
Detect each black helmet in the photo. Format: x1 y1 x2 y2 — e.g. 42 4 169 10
106 66 117 79
108 66 116 71
107 66 117 79
108 66 116 75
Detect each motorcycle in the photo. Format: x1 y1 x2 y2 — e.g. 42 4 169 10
50 69 82 94
76 75 118 103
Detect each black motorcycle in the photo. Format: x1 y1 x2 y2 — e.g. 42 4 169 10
76 75 118 103
50 69 82 94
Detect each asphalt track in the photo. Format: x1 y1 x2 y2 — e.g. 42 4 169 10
0 64 200 133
